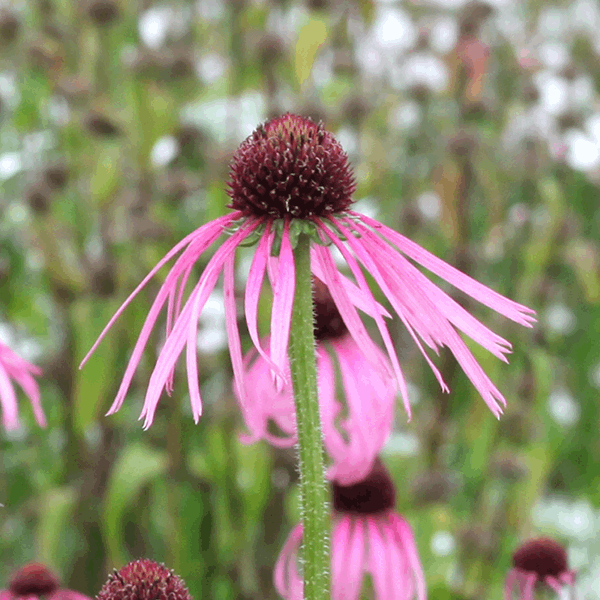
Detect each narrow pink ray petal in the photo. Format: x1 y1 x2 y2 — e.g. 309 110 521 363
312 244 392 380
106 221 230 416
504 569 517 600
331 515 353 598
382 517 412 600
274 523 304 600
341 518 366 600
353 212 536 326
80 212 238 369
140 224 254 429
0 362 19 430
367 517 391 600
321 217 412 417
269 220 295 385
523 572 536 600
244 222 282 375
223 254 247 415
560 570 576 586
0 592 14 600
310 247 392 319
184 225 256 428
339 218 449 394
10 370 46 427
391 513 427 600
348 218 513 362
318 347 346 461
544 576 563 594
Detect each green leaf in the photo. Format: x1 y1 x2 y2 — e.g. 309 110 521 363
103 443 168 565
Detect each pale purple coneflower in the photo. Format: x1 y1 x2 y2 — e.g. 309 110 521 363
0 563 91 600
0 342 45 431
505 537 576 600
274 458 427 600
237 278 395 485
80 113 535 428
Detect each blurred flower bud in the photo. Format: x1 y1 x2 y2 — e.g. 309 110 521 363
411 470 458 504
257 33 285 68
0 9 20 44
90 258 116 297
307 0 329 10
491 450 528 482
459 1 493 36
448 130 477 159
499 408 534 443
44 163 69 190
521 82 539 103
558 64 577 81
333 49 357 77
25 181 53 215
459 524 498 560
84 111 120 137
57 75 91 104
174 124 206 158
557 111 581 131
160 169 201 203
408 83 431 103
87 0 120 26
341 94 370 128
164 49 195 80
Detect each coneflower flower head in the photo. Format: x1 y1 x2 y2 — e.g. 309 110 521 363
96 560 192 600
81 113 534 428
0 342 45 432
275 458 427 600
505 538 576 600
1 563 91 600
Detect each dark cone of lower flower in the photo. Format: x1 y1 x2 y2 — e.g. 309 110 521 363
333 457 395 515
227 113 356 219
9 563 60 597
97 559 192 600
313 277 347 341
512 537 569 580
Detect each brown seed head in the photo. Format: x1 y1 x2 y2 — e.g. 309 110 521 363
97 560 192 600
512 537 569 580
227 113 356 219
333 457 396 515
9 563 60 597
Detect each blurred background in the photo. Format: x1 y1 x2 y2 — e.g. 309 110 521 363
1 0 600 598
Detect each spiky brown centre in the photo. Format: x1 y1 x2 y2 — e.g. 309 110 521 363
227 114 356 219
9 563 60 597
333 458 396 515
512 537 568 580
96 559 192 600
313 278 347 341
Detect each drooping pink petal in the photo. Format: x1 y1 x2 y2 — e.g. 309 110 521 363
342 517 366 600
270 220 295 385
274 523 304 600
80 212 239 370
223 254 247 414
0 361 19 431
311 245 392 379
544 576 563 594
244 222 282 375
367 517 392 600
331 514 353 598
320 217 411 417
138 222 255 428
310 247 392 319
382 517 413 600
353 212 536 326
390 512 427 600
504 569 517 600
523 572 537 600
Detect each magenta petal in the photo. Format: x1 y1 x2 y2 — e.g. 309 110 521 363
367 517 391 600
0 361 18 431
331 515 354 598
274 522 304 600
390 512 427 600
312 245 391 379
269 221 295 384
353 212 536 326
504 569 517 600
343 517 366 600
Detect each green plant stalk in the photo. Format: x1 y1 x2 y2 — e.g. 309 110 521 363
288 232 330 600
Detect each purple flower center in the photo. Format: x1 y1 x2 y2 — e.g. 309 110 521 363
313 278 347 341
97 559 192 600
333 458 396 515
227 113 356 219
9 563 60 597
512 537 568 579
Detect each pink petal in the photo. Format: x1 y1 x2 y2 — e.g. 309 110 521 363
312 245 392 380
353 212 536 326
269 221 295 385
274 522 304 600
80 212 239 369
390 512 427 600
367 517 392 600
504 569 517 600
0 361 19 431
244 223 282 375
322 217 412 417
342 518 366 600
331 515 353 596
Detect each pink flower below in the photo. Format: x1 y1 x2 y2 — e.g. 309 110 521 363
0 343 45 431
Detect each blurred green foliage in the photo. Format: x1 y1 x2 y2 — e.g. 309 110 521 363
1 0 600 598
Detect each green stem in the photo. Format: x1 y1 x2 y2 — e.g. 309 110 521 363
288 232 330 600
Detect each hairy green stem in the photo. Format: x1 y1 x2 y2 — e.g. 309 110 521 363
288 233 330 600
